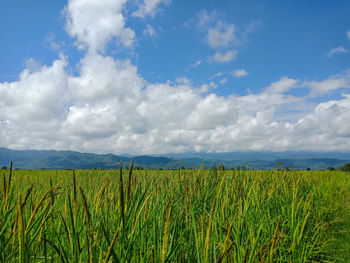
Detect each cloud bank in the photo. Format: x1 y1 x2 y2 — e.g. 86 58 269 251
1 0 350 154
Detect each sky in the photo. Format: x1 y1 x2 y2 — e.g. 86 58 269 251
0 0 350 154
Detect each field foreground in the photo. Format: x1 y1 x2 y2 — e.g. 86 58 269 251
0 165 349 262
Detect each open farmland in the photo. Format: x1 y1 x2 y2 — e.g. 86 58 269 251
0 164 349 262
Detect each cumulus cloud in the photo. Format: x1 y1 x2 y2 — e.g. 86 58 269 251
207 21 236 48
293 95 350 150
210 50 237 63
2 1 350 154
232 69 248 78
132 0 170 18
327 46 347 57
2 54 350 154
65 0 135 52
0 55 70 149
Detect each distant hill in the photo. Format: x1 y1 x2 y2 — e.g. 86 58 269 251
155 151 350 161
0 147 186 169
0 147 349 170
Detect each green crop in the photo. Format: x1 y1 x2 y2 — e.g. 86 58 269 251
0 163 349 262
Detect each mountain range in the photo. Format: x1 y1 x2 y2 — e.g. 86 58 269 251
1 147 350 170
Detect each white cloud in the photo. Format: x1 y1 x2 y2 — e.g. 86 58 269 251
293 95 350 150
232 69 248 78
0 55 70 149
210 50 237 63
2 56 350 153
263 77 299 94
194 11 259 64
347 30 350 40
132 0 170 18
65 0 135 52
191 10 261 68
143 24 156 37
305 73 350 96
207 21 236 48
68 53 144 103
327 46 347 57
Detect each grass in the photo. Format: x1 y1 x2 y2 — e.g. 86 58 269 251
0 164 349 262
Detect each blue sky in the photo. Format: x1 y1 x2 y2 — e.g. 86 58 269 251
1 0 350 154
2 0 350 91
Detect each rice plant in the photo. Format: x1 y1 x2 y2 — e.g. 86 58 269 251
0 163 349 262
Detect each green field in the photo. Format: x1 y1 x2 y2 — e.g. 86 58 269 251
0 164 349 262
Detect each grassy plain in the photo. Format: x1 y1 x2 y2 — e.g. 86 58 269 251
0 164 349 262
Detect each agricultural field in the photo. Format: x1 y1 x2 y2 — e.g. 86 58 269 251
0 163 349 262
